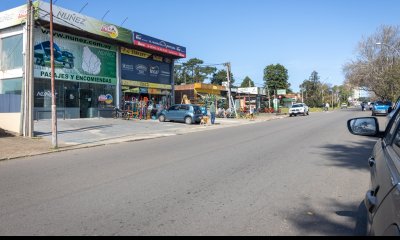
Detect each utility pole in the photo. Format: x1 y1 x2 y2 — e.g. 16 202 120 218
50 0 58 148
224 62 232 110
28 0 34 137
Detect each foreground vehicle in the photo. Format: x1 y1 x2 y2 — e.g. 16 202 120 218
347 107 399 236
289 103 309 117
158 104 203 124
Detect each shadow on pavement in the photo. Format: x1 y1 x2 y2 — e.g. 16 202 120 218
284 198 368 236
35 124 113 137
319 139 377 171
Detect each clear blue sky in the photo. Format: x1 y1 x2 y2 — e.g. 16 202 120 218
2 0 400 91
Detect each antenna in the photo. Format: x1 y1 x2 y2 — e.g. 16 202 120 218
78 2 88 13
120 17 128 27
101 10 110 21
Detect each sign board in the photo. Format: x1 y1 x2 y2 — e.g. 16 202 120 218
38 1 132 44
238 87 258 95
133 32 186 58
34 28 117 85
0 2 39 30
277 89 287 95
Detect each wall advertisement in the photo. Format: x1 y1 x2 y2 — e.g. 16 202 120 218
121 48 172 88
0 2 39 30
133 32 186 58
34 28 117 85
37 1 132 44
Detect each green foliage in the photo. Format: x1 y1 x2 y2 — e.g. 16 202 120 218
174 58 217 84
263 64 290 96
211 69 235 85
240 76 255 87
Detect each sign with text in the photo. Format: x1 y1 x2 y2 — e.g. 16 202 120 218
121 53 172 86
277 89 287 95
34 28 117 85
133 32 186 58
38 1 132 44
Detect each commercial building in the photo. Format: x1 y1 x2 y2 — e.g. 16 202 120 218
0 1 186 135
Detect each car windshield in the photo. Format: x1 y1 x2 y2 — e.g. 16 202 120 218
292 104 303 108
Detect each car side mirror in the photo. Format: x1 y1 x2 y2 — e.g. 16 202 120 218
347 117 380 137
389 107 393 113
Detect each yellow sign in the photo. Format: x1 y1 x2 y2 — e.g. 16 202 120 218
148 89 162 95
152 55 163 62
121 47 152 59
122 80 172 90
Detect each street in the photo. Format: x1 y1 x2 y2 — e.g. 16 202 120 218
0 109 377 236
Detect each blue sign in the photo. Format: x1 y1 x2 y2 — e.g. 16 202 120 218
121 54 172 85
133 32 186 58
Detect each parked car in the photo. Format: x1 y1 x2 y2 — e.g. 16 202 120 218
372 101 392 116
341 103 348 109
289 103 309 117
158 104 203 124
347 106 399 236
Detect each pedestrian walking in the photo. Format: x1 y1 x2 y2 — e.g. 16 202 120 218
210 102 216 125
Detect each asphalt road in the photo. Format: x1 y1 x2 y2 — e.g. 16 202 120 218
0 108 379 236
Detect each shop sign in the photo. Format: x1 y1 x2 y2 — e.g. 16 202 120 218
121 80 172 90
121 54 171 86
121 47 152 59
0 3 39 30
123 88 140 94
133 32 186 58
238 87 258 94
37 1 132 44
139 88 148 94
148 88 161 95
34 28 117 85
277 89 287 95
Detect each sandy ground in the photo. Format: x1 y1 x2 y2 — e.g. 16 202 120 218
0 131 53 160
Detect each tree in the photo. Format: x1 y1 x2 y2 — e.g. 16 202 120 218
240 76 255 87
300 71 323 107
211 69 235 85
263 64 290 96
343 25 400 102
174 58 217 84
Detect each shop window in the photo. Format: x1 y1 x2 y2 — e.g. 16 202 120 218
0 34 23 71
0 78 22 113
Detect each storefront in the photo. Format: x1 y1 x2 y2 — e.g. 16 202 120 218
121 47 173 109
33 28 118 119
175 83 227 107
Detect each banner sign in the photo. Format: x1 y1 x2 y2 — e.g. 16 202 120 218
238 87 258 94
121 53 172 86
121 80 172 90
121 47 172 63
0 2 39 30
133 32 186 58
34 28 117 85
37 1 132 44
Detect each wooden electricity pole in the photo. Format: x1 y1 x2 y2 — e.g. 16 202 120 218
50 0 58 148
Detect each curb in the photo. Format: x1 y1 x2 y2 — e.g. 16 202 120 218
0 115 286 161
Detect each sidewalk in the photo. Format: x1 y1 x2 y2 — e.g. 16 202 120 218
0 113 287 161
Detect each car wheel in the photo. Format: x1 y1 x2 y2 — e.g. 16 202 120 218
159 115 166 122
185 117 192 125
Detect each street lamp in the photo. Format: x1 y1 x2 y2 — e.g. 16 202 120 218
376 42 400 57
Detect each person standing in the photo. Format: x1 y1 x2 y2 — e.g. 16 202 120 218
210 102 216 125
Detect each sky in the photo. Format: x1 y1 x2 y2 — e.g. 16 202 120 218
2 0 400 92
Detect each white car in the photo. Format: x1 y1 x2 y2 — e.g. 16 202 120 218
289 103 309 117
